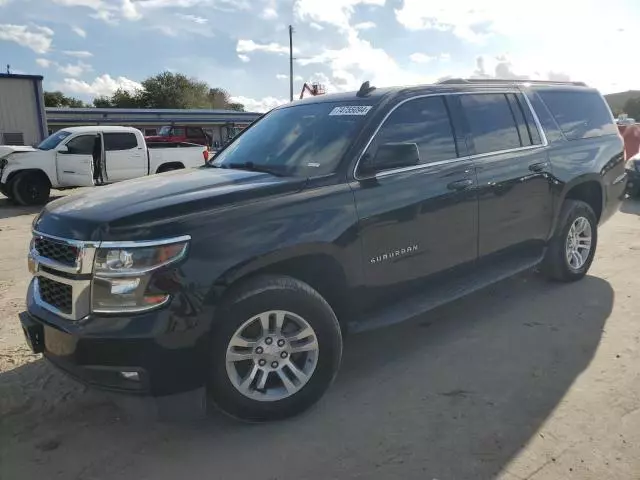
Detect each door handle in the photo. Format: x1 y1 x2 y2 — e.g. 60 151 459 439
447 179 473 191
529 162 549 173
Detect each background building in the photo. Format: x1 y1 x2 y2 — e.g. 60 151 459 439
0 73 47 146
46 107 261 146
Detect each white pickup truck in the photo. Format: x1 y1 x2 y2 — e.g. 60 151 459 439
0 126 208 205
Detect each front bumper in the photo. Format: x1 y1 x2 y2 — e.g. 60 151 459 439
626 168 640 194
21 279 211 396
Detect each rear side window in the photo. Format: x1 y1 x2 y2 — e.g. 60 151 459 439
370 96 458 164
537 90 617 140
104 133 138 151
460 94 522 155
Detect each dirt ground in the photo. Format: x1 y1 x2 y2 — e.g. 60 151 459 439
1 191 639 480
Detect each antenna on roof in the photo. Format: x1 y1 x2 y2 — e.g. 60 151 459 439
357 81 376 97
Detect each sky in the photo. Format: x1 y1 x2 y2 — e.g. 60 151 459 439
1 0 639 112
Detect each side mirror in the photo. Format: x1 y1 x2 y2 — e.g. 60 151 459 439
359 142 420 177
57 145 69 154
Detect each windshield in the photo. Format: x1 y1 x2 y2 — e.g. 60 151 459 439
37 130 72 150
158 126 172 136
211 101 374 176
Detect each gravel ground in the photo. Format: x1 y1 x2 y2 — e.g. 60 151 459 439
0 190 639 480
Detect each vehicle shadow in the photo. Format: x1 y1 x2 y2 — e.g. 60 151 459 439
0 195 64 220
0 272 613 480
619 196 640 215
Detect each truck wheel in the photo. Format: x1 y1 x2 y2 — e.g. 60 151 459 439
208 275 343 422
11 172 51 206
541 200 598 282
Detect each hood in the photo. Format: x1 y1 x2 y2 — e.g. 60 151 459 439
33 167 305 241
0 145 37 159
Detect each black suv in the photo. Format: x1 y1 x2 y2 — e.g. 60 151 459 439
21 79 626 421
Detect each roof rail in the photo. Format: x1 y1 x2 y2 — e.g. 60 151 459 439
436 78 588 87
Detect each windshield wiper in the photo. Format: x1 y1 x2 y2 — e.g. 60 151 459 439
225 162 285 177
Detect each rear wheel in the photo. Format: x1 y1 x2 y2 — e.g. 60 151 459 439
541 200 597 282
208 275 343 422
157 164 183 173
11 172 50 206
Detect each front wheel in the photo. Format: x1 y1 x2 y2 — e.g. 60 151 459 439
541 200 598 282
11 172 51 206
208 275 343 422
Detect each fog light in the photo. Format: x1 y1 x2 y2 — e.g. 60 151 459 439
119 371 140 381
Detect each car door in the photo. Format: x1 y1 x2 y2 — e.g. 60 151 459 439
459 91 553 260
56 134 95 187
103 132 146 182
351 95 478 292
186 127 207 145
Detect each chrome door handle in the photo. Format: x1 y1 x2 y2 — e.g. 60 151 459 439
529 162 549 173
447 179 473 191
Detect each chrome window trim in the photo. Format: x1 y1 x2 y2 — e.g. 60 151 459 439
353 89 548 181
98 235 191 249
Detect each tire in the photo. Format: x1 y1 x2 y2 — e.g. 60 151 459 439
541 199 598 282
11 172 50 206
208 275 343 422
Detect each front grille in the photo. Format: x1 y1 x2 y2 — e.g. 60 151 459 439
38 277 73 314
34 237 79 266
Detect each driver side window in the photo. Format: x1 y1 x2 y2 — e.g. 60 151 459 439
64 135 95 155
364 96 458 169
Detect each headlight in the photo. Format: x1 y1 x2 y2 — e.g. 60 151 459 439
91 238 189 313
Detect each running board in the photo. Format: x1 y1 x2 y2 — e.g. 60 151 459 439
348 252 544 333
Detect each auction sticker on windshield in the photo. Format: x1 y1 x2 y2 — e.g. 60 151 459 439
329 106 372 116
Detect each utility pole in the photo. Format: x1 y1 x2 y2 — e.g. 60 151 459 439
289 25 294 102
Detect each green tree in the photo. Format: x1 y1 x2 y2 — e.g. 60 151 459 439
44 91 86 108
93 88 143 108
623 97 640 119
90 71 245 111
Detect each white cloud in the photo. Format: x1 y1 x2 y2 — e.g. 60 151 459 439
409 53 434 63
237 39 294 55
0 24 54 54
409 52 450 63
63 50 93 58
121 0 141 20
354 21 375 30
294 0 384 31
57 61 93 77
262 7 277 19
55 74 142 97
231 95 288 113
238 54 250 62
177 13 208 24
276 74 288 80
36 58 52 68
71 25 86 37
309 22 323 30
295 75 303 81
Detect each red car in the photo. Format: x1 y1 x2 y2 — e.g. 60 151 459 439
145 125 210 146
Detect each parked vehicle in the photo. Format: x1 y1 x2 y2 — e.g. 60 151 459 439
0 126 208 205
20 79 626 422
625 152 640 196
145 125 211 146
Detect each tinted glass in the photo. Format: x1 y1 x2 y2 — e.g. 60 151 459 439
173 127 185 136
461 94 522 154
537 90 617 140
369 96 457 165
506 93 530 146
104 133 138 151
186 127 202 137
37 130 72 150
212 101 373 176
518 93 542 145
65 135 95 155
